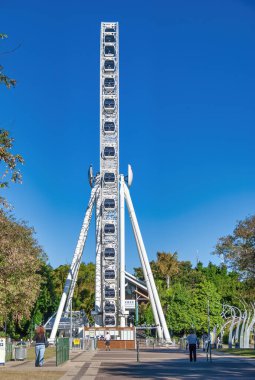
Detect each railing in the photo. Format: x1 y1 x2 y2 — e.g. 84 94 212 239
56 337 69 366
136 337 166 349
5 342 13 361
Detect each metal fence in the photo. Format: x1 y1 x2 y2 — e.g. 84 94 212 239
136 337 169 349
56 337 69 366
5 343 13 361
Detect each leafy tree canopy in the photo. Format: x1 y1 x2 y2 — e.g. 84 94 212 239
213 215 255 281
0 209 46 329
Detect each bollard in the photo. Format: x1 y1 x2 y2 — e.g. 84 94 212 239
136 340 140 362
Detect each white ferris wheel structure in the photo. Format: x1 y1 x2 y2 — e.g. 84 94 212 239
49 22 172 344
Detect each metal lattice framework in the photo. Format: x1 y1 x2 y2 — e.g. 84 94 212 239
48 22 171 344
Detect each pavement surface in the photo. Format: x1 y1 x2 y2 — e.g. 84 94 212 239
1 347 255 379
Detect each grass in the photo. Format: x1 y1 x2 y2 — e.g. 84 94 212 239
218 348 255 357
0 370 65 380
0 347 60 380
26 346 56 361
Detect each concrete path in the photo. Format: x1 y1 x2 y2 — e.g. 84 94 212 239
1 348 255 379
59 348 255 380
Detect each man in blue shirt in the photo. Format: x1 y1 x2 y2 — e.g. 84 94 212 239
186 330 197 362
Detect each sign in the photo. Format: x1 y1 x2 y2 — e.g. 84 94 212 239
73 338 80 345
125 300 135 310
0 338 6 365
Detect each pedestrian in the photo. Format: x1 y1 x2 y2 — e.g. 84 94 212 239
105 331 111 351
33 325 48 367
186 330 197 362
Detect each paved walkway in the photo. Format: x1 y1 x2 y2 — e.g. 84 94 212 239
1 348 255 379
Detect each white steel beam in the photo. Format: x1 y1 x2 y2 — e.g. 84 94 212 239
124 182 172 342
95 187 102 326
119 175 126 326
128 207 162 339
49 183 99 341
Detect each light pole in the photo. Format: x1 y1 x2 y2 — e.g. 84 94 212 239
206 299 212 361
70 298 73 350
207 299 210 339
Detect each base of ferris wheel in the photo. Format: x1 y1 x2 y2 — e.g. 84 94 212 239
45 166 172 345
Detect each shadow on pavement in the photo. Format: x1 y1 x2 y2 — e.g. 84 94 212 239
97 356 255 379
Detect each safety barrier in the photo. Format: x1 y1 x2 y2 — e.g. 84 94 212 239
56 337 69 366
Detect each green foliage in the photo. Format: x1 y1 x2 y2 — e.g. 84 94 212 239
0 34 16 89
213 215 255 283
138 303 154 326
136 253 247 336
72 262 95 318
0 129 24 191
52 262 96 323
0 209 45 332
1 35 23 202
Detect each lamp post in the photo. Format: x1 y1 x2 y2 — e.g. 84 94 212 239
207 299 210 339
207 299 212 362
70 298 73 350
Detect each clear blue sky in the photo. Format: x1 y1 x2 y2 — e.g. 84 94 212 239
1 0 255 272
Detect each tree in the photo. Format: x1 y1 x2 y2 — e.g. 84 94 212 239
1 34 24 204
30 263 58 326
0 129 24 190
53 262 96 323
0 34 16 88
165 283 194 333
156 251 179 289
0 209 45 330
213 215 255 280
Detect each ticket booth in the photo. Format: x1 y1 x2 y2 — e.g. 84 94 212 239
84 327 135 350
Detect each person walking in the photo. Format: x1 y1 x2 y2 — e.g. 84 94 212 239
105 331 111 351
187 330 197 362
34 325 48 367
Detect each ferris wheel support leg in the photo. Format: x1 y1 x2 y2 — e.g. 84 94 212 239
64 259 81 313
49 184 99 342
123 183 171 342
130 215 162 338
119 175 126 327
95 186 102 326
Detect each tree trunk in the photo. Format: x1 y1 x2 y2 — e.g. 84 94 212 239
166 275 170 289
